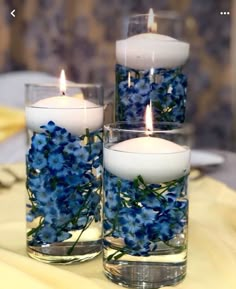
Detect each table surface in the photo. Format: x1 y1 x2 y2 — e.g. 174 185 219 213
203 150 236 189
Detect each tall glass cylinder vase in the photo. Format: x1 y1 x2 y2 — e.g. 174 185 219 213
25 83 103 264
103 122 191 288
115 11 189 123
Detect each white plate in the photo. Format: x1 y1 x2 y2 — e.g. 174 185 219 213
191 150 225 168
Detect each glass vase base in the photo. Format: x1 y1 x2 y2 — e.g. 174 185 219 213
27 240 102 264
104 260 186 289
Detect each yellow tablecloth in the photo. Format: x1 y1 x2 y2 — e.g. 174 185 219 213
0 106 25 142
0 164 236 289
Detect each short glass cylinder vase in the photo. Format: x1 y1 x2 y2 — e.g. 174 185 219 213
25 83 103 264
115 11 189 123
103 122 191 288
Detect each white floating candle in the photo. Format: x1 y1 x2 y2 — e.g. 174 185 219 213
25 70 103 136
25 96 104 136
116 33 189 70
104 137 190 183
116 8 189 70
104 104 190 183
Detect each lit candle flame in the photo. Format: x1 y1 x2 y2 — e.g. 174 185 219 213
147 8 157 33
145 103 153 135
60 69 66 95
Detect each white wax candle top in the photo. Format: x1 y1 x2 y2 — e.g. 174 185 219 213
25 95 104 135
116 33 189 69
33 95 95 108
104 136 190 183
112 136 185 154
131 33 175 41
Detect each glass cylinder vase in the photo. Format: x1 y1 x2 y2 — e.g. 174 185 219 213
25 83 103 264
115 11 189 123
103 122 191 288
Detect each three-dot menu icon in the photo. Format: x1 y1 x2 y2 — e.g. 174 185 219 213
220 11 230 15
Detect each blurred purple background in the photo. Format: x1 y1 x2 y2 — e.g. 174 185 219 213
0 0 233 150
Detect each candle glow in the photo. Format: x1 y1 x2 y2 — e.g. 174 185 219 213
145 103 153 135
60 69 66 95
147 8 157 33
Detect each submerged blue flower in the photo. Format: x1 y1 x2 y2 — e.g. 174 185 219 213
48 152 64 170
43 205 60 223
66 172 82 186
119 207 142 234
52 128 70 145
38 226 57 243
141 193 162 210
63 140 81 155
57 231 72 242
134 79 151 95
35 189 51 204
40 121 56 133
31 152 47 169
136 207 156 225
75 146 89 164
32 133 48 151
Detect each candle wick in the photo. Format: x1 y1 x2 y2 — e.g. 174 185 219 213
146 128 152 136
62 91 65 96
